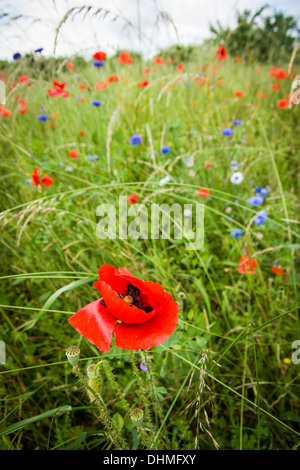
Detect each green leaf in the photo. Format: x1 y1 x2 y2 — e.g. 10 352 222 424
0 405 72 437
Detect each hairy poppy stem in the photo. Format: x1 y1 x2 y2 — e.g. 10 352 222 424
130 350 155 447
72 365 128 450
143 352 164 423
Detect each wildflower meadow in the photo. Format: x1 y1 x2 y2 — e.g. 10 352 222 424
0 1 299 455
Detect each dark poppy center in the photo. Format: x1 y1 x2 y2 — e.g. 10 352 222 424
122 283 153 313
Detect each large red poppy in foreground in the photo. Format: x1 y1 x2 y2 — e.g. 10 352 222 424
68 265 179 352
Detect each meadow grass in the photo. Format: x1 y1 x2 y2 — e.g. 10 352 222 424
0 48 299 450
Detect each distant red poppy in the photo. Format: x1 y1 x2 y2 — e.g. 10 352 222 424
197 188 210 197
274 68 288 80
257 91 267 99
176 63 184 73
137 80 149 89
234 57 242 62
269 66 278 78
68 264 179 351
216 45 227 61
79 83 86 89
53 80 66 90
31 168 54 188
272 266 285 276
93 51 106 61
0 107 11 117
117 51 133 64
204 162 211 169
238 256 257 274
154 56 164 65
19 74 29 83
31 168 40 187
127 193 139 205
108 75 119 83
271 83 281 91
144 68 152 74
94 81 107 90
78 130 85 137
66 60 74 71
41 174 55 188
69 149 79 158
235 90 244 98
277 99 289 109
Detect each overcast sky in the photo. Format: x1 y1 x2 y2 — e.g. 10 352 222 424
0 0 299 60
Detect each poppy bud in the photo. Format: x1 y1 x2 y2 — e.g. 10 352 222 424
86 364 103 402
65 345 80 367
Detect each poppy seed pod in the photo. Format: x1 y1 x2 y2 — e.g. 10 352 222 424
65 346 80 367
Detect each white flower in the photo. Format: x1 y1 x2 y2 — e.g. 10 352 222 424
158 175 171 186
230 172 244 184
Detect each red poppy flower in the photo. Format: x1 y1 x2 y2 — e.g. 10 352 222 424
144 68 152 74
31 168 40 186
235 90 244 98
68 265 179 351
238 256 257 274
274 68 288 80
117 52 133 64
269 66 278 78
277 99 289 109
137 80 149 89
153 56 164 65
69 149 79 158
93 51 106 61
0 106 11 117
271 83 281 91
176 63 184 73
79 83 86 89
41 174 54 188
257 91 267 99
204 162 211 169
19 74 29 83
197 188 210 197
216 45 227 61
108 75 119 83
127 193 139 205
272 266 285 276
94 81 107 90
66 60 74 71
78 130 85 136
53 80 66 90
234 57 242 62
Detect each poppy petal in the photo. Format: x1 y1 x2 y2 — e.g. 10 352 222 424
114 298 179 350
68 299 117 353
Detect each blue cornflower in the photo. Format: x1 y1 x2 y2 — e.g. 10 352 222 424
37 114 49 121
130 134 142 145
13 52 21 60
255 186 262 192
35 48 43 53
222 128 233 136
139 363 148 372
230 228 243 238
232 119 242 125
261 188 268 196
93 60 104 67
92 100 102 107
185 83 191 88
161 145 171 154
254 210 268 225
231 160 239 170
248 194 264 206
